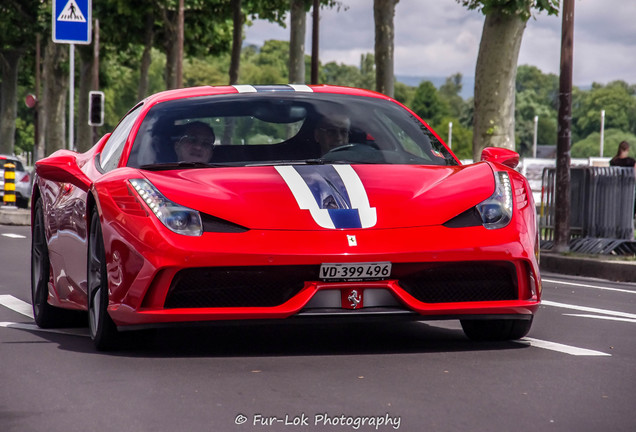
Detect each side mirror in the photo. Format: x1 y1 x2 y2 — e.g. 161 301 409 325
35 152 92 191
480 147 520 169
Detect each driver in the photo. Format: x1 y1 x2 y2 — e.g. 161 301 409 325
315 113 350 155
174 121 216 163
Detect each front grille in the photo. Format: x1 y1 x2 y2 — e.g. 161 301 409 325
164 265 319 308
395 262 518 303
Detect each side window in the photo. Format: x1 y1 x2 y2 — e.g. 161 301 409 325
100 105 143 172
376 111 429 160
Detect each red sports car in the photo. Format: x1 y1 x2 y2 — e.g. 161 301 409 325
31 84 540 350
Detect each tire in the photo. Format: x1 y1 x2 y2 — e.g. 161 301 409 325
31 198 71 328
87 207 119 350
460 317 533 341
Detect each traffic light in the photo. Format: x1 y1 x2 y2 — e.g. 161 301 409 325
88 91 104 126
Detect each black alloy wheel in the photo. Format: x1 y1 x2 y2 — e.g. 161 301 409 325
87 207 119 350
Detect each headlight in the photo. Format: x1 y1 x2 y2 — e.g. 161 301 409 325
129 178 203 236
476 171 512 229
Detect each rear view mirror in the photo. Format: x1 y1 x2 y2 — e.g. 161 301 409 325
480 147 519 169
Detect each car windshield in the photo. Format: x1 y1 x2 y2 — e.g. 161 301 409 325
127 93 457 169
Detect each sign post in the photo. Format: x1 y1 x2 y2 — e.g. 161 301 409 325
52 0 92 150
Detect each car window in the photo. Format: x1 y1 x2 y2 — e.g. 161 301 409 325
127 94 457 168
100 105 143 172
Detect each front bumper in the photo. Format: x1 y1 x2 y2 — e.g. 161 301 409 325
103 223 541 328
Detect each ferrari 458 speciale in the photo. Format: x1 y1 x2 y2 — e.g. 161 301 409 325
31 84 540 350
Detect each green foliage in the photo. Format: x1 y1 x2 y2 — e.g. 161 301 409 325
573 81 636 138
183 57 228 87
516 65 558 109
411 81 450 125
433 116 474 160
456 0 558 19
394 82 416 108
571 129 636 159
438 73 465 119
515 88 557 156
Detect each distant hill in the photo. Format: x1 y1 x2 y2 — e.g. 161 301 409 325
396 75 475 100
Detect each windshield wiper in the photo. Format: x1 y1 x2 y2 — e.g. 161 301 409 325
139 161 233 171
244 159 364 167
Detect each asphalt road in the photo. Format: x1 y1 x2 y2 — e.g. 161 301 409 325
1 224 635 432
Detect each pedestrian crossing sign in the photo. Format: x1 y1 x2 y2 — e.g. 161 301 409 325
53 0 91 44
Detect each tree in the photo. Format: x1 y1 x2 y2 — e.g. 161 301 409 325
374 0 399 97
573 81 636 139
515 89 557 156
571 128 636 159
438 73 466 119
457 0 558 160
289 0 306 83
0 0 42 155
411 81 450 125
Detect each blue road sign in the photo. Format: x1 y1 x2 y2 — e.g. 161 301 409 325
53 0 91 44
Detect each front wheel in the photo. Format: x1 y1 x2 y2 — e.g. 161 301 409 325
87 207 119 350
460 317 533 341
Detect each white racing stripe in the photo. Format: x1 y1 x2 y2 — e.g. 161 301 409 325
333 165 377 228
288 84 313 92
232 84 257 93
275 165 336 229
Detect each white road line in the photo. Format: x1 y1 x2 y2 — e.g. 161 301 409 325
518 337 611 356
0 321 89 337
563 314 636 324
1 233 26 239
0 294 34 319
0 295 89 337
543 278 636 295
542 300 636 320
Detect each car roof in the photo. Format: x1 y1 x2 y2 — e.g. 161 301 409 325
140 84 392 108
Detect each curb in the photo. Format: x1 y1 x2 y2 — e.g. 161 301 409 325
540 252 636 283
0 207 30 226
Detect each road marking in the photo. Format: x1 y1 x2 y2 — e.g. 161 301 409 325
1 233 26 239
0 321 89 337
427 321 611 356
542 300 636 320
0 294 34 319
0 295 89 337
563 314 636 324
543 278 636 295
518 337 611 356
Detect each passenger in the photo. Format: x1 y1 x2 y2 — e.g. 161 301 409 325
315 113 350 155
174 121 215 163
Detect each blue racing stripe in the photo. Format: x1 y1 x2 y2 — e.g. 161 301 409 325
293 165 362 228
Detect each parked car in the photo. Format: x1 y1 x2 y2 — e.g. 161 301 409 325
1 154 32 208
31 84 541 350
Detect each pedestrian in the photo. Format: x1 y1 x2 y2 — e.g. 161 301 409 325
609 140 636 170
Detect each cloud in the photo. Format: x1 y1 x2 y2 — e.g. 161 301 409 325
244 0 636 85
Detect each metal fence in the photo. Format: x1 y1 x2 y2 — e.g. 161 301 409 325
540 166 636 254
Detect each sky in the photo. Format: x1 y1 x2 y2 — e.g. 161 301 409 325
243 0 636 87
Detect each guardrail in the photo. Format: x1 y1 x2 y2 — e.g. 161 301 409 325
540 166 636 254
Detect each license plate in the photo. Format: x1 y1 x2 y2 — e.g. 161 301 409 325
319 262 391 281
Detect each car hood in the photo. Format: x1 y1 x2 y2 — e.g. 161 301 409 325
143 163 496 230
